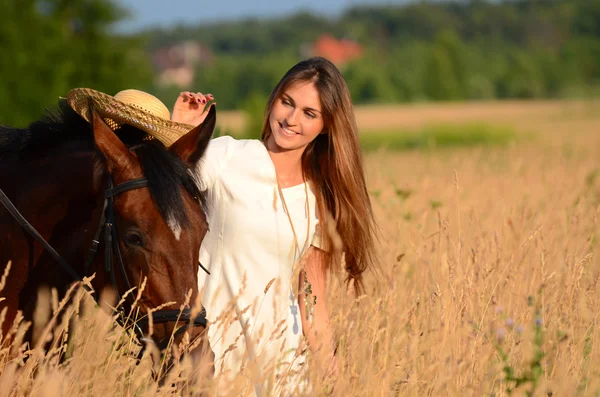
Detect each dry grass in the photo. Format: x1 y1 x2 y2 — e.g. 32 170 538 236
2 100 600 396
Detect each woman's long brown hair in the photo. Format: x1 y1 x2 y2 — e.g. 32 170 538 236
261 57 377 295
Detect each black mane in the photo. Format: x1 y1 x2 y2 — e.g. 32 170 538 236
125 128 205 227
0 100 93 160
0 101 204 227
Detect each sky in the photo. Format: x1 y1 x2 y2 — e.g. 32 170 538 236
116 0 411 32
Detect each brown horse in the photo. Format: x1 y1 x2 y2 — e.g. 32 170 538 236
0 99 214 369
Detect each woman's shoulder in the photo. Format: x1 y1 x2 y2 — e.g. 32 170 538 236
205 136 266 162
206 135 236 150
197 136 270 191
207 135 262 151
200 135 265 170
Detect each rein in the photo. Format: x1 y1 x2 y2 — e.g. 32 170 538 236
0 176 207 355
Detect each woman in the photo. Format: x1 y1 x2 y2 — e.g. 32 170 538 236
172 57 377 393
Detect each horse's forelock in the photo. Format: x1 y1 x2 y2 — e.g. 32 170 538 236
130 139 205 229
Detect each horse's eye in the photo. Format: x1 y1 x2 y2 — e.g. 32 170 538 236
124 231 144 247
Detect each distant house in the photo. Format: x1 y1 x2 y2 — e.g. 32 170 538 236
308 34 363 66
151 41 214 88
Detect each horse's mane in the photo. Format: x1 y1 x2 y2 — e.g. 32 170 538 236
0 100 204 227
0 100 93 159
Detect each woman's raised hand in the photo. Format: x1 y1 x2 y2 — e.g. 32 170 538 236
171 91 215 126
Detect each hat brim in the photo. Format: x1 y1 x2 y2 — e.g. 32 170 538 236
66 88 195 147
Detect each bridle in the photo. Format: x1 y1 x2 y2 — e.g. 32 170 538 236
0 175 207 357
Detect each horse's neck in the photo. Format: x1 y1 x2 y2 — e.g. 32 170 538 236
0 149 105 291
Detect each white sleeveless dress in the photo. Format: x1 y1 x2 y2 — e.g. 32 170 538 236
195 136 322 395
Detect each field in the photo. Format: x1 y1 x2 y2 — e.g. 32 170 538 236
2 99 600 396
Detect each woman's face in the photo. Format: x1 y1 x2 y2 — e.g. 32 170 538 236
267 81 325 154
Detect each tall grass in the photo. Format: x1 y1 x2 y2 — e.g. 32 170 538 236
1 104 600 396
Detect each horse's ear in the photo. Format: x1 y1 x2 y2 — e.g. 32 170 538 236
169 105 216 166
91 110 136 176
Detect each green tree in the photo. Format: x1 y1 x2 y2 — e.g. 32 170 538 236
344 57 400 103
140 0 600 107
423 31 468 101
0 0 153 127
191 54 296 110
241 91 269 139
497 51 545 99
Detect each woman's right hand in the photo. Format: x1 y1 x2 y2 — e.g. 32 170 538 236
171 91 215 126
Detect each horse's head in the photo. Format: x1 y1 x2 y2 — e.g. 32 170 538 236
89 106 214 360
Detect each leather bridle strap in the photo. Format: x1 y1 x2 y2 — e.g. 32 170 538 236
1 177 208 351
105 178 150 198
0 187 87 286
103 176 146 305
136 308 208 329
0 177 148 289
84 200 107 278
136 307 208 355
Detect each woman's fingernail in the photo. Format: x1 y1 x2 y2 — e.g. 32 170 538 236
202 99 206 104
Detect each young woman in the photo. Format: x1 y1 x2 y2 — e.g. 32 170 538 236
172 57 377 392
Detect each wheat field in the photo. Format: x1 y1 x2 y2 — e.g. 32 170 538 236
1 100 600 396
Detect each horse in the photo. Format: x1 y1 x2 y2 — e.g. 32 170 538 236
0 98 215 376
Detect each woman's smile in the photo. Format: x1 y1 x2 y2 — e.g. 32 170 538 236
279 122 300 137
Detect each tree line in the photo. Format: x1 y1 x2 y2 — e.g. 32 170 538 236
148 0 600 110
1 0 599 127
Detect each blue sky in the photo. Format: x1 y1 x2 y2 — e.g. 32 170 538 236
116 0 411 32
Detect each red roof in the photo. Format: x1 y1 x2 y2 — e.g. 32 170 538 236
311 34 363 65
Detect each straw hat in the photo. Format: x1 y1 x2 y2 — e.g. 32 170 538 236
66 88 195 147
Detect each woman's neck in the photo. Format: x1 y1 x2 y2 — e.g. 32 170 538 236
264 138 305 188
